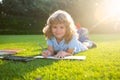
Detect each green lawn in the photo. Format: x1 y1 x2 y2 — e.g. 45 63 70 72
0 34 120 80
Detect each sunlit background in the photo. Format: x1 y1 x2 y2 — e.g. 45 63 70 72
0 0 120 34
94 0 120 33
0 0 2 3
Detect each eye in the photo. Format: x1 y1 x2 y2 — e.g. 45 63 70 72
52 26 57 29
60 26 65 29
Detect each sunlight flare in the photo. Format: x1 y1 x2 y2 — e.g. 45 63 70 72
0 0 2 4
105 0 120 16
93 0 120 31
95 0 120 20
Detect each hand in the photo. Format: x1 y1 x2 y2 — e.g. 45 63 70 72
54 51 66 58
42 50 51 58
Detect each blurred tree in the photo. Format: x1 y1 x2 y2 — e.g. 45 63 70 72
1 0 117 34
0 0 98 34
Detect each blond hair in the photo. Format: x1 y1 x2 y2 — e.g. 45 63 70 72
43 10 78 43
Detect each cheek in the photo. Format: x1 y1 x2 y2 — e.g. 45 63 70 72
63 29 66 34
51 28 56 32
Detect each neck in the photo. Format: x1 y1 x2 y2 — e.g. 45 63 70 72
56 38 63 43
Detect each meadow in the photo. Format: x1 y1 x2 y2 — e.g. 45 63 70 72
0 34 120 80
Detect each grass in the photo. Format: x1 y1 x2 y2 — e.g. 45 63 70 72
0 34 120 80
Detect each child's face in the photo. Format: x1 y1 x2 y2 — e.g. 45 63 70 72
51 23 66 40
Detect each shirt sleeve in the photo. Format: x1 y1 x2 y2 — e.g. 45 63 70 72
47 39 53 46
68 35 88 53
68 35 78 48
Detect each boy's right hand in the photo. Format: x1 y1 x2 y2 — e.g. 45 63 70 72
42 50 51 58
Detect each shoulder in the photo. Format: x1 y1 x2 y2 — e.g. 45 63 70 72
47 36 56 46
71 34 78 40
69 35 78 44
47 36 55 43
47 36 55 41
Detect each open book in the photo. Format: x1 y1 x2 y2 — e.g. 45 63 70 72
34 56 86 60
0 55 86 62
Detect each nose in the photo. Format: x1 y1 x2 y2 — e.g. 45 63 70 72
56 28 60 32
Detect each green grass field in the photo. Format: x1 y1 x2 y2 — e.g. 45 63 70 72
0 34 120 80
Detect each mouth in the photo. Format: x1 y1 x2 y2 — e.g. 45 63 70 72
55 33 61 35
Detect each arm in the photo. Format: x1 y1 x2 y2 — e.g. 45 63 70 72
42 46 54 58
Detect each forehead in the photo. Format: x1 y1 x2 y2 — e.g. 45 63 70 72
52 23 65 27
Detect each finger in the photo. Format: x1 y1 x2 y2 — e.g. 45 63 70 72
54 54 58 57
61 56 64 59
42 54 47 58
42 53 48 58
55 55 59 58
59 54 64 58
